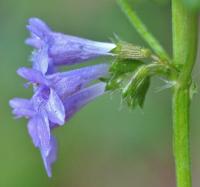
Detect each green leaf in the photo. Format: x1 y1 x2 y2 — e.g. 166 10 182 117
137 77 150 107
122 65 150 109
110 59 143 76
105 57 174 109
106 59 144 91
123 76 150 109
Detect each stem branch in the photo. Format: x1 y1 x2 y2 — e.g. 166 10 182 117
117 0 170 61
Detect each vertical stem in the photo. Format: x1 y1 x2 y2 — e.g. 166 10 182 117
173 87 191 187
172 1 198 187
172 0 198 67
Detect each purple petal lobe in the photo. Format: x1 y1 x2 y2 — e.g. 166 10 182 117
27 17 51 39
46 89 65 125
36 111 51 156
26 35 42 49
27 117 40 147
32 47 49 74
41 136 57 177
11 108 34 119
9 98 31 108
17 67 48 85
27 111 51 155
9 98 34 118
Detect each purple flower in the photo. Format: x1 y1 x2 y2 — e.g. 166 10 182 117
26 18 116 73
10 64 108 177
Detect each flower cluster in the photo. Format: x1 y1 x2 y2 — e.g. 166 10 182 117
10 18 116 177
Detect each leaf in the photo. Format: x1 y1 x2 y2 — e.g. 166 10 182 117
122 64 151 109
137 77 150 108
106 59 144 91
110 59 143 76
123 76 150 109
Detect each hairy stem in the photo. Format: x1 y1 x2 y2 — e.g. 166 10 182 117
117 0 170 61
172 1 198 187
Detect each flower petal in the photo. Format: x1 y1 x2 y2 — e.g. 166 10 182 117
9 98 34 118
46 89 65 125
17 67 49 85
9 98 31 108
26 34 42 48
41 135 57 177
63 83 106 122
36 111 51 156
31 47 49 74
27 117 40 147
55 63 109 79
48 64 109 98
26 17 51 39
26 18 115 66
48 32 116 65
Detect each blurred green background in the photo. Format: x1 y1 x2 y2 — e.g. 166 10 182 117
0 0 200 186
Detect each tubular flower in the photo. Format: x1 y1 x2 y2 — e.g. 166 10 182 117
26 17 116 72
9 64 108 177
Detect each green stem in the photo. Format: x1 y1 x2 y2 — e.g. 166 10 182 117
117 0 170 61
172 1 198 187
173 87 191 187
